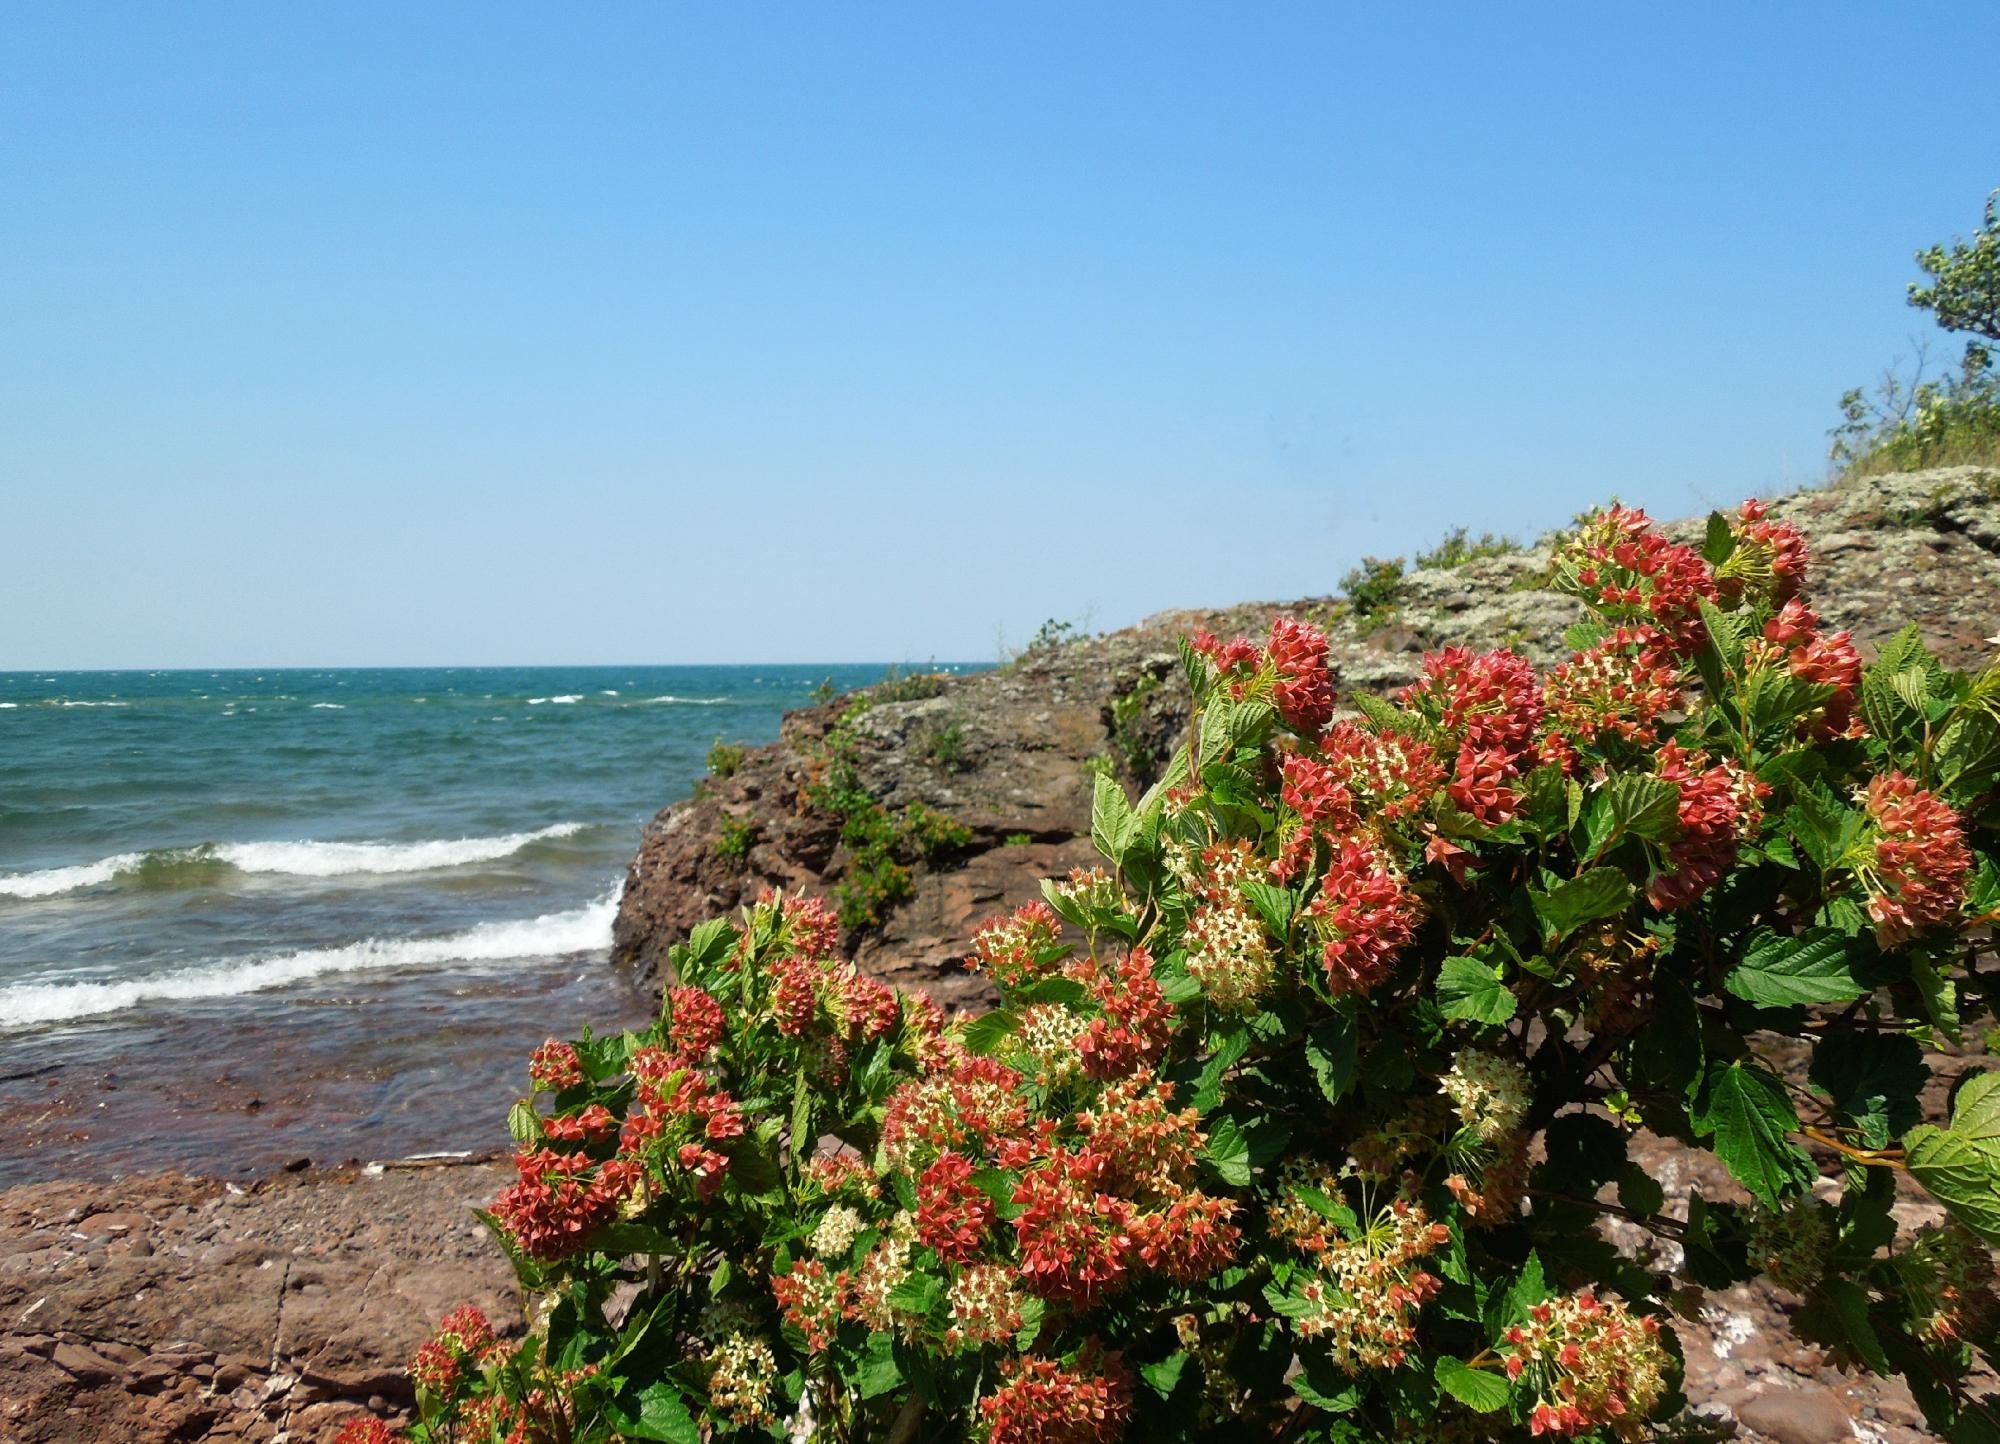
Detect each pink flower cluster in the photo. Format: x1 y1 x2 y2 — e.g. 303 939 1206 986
1193 617 1336 733
1503 1289 1668 1439
1554 504 1717 657
1307 837 1421 997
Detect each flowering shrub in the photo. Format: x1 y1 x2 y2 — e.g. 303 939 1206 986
362 500 2000 1443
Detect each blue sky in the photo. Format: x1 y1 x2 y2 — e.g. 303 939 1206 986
4 4 1996 667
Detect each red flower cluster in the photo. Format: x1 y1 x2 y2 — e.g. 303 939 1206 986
1280 752 1355 828
772 1258 850 1351
527 1039 583 1092
1540 637 1682 768
334 1418 401 1444
409 1304 501 1398
917 1150 997 1261
882 1052 1030 1169
490 1147 636 1261
1400 646 1543 824
1554 504 1717 657
1503 1289 1668 1439
1317 719 1446 821
1729 497 1810 602
764 889 841 960
1759 600 1862 739
969 901 1068 987
666 984 725 1058
1265 617 1338 733
1193 618 1337 733
1077 947 1173 1079
979 1351 1134 1444
1307 838 1420 996
1011 1149 1138 1304
1646 742 1765 911
1860 771 1972 943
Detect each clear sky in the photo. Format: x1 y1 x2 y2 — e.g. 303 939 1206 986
4 4 1997 668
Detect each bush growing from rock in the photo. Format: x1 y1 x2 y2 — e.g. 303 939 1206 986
364 499 2000 1443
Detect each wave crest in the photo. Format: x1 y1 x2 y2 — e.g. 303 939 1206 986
0 823 591 898
0 892 620 1028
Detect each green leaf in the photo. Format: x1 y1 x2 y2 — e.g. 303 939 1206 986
1091 771 1136 866
961 1008 1019 1056
1693 1060 1815 1206
1809 1032 1928 1150
1436 954 1517 1025
1824 1278 1892 1375
1911 956 1964 1045
886 1270 944 1316
1938 712 2000 796
606 1383 701 1444
1349 689 1430 741
1140 1351 1190 1398
1241 880 1295 935
854 1332 904 1398
1530 867 1634 941
506 1100 543 1144
682 916 737 971
1724 927 1870 1007
1291 1352 1362 1411
1186 1023 1250 1114
1434 1357 1510 1413
1491 1251 1548 1332
1702 509 1736 565
1904 1069 2000 1246
1304 1017 1357 1103
1203 1116 1253 1187
1583 773 1682 855
1745 668 1832 740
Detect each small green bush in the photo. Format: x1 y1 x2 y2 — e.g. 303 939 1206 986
714 814 755 861
707 737 748 778
1415 526 1518 571
921 719 970 772
1338 554 1406 632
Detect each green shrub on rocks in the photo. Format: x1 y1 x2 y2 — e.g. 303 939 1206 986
362 497 2000 1444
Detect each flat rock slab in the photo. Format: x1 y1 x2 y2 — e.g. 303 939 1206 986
0 1163 516 1443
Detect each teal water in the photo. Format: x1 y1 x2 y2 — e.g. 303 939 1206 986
0 664 965 1180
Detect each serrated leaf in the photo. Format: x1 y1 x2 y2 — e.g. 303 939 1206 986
1434 1357 1510 1412
1693 1060 1816 1206
1305 1016 1357 1103
1939 712 2000 796
1530 867 1635 940
1725 927 1870 1007
1585 773 1683 853
960 1008 1019 1055
1904 1069 2000 1246
1091 771 1136 866
1140 1351 1189 1397
854 1332 903 1398
1203 1116 1252 1186
1809 1032 1928 1150
1437 954 1517 1025
1702 509 1736 565
507 1100 543 1144
606 1382 702 1444
886 1270 944 1315
1241 880 1295 935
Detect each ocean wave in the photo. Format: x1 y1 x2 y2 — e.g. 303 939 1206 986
310 702 346 710
639 694 728 705
0 824 592 898
528 695 583 705
0 892 620 1028
0 853 150 899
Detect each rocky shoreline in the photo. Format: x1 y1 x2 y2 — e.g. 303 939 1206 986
7 466 2000 1442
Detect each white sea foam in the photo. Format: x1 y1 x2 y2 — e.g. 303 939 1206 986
0 702 17 709
640 694 727 705
310 702 346 710
0 853 149 899
529 694 584 705
211 823 588 876
54 700 130 708
0 824 589 898
0 892 620 1028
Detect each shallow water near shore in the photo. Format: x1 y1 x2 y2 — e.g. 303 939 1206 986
0 663 965 1182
